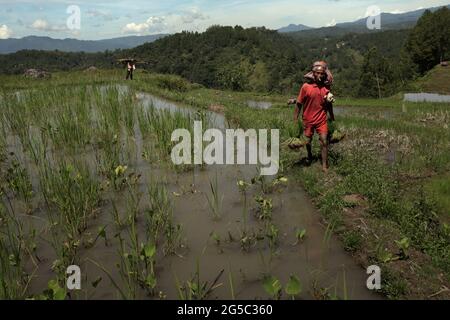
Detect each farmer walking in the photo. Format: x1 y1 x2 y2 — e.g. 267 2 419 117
126 60 135 80
288 62 335 172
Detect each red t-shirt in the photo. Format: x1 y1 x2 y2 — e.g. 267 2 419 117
297 83 329 125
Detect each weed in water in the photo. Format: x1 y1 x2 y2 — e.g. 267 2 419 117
285 275 302 300
262 275 282 300
254 195 273 221
5 157 33 213
205 171 223 221
293 228 307 245
175 261 224 300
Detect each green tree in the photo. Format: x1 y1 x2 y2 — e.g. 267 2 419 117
405 7 450 73
358 47 395 98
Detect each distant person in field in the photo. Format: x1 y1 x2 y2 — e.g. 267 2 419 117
126 61 136 80
288 62 335 172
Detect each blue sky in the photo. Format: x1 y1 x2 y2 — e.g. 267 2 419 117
0 0 449 40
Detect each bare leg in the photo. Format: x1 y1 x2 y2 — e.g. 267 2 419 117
319 133 329 172
306 137 313 162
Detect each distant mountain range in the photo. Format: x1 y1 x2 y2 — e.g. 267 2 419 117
278 24 312 33
0 34 167 54
278 5 450 36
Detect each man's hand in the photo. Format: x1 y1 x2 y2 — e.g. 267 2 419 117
325 93 335 104
288 98 297 105
327 101 335 122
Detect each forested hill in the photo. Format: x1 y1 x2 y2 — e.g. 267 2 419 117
127 26 307 93
126 26 415 95
125 7 448 96
0 25 423 96
1 7 448 98
126 26 412 95
3 50 118 73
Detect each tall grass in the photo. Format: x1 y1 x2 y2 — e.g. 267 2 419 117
39 159 100 277
205 171 223 220
0 196 28 298
146 180 183 256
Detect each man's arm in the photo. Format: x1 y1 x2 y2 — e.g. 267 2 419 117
325 92 335 121
290 84 306 122
327 101 335 122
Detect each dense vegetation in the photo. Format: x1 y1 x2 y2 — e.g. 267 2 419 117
405 7 450 73
1 7 448 98
129 25 307 93
1 49 117 74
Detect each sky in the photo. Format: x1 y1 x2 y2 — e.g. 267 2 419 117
0 0 449 40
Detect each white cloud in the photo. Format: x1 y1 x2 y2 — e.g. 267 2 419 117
0 24 12 39
390 9 405 14
31 19 67 32
122 8 208 34
31 19 49 30
123 22 151 33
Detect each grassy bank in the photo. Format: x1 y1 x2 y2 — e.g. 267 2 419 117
414 65 450 95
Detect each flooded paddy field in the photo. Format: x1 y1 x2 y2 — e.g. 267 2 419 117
0 84 381 300
1 70 449 300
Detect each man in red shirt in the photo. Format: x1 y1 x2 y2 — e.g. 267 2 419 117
289 64 334 172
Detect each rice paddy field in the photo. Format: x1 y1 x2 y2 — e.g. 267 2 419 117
0 69 449 300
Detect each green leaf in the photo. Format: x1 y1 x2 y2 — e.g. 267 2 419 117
144 243 156 259
48 280 66 300
285 275 302 296
263 275 282 297
296 228 307 241
395 237 410 250
98 226 106 238
145 274 157 289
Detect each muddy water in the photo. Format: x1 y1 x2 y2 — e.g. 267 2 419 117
334 105 397 120
9 88 381 300
404 92 450 103
108 92 380 299
162 168 379 300
136 92 227 129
